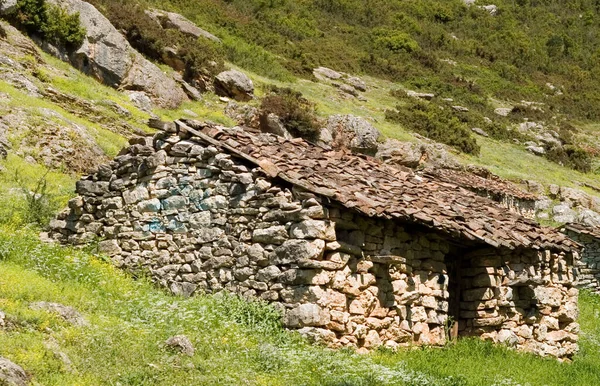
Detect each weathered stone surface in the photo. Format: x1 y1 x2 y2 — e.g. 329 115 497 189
252 226 288 245
0 0 17 15
285 304 330 327
313 67 342 81
0 357 28 386
271 239 325 264
98 239 121 255
146 8 220 42
290 220 335 241
165 335 195 356
214 70 254 101
30 302 87 326
323 114 381 156
48 0 186 108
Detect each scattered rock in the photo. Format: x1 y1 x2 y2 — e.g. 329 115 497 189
406 90 435 100
338 83 358 97
127 91 152 112
145 8 221 42
526 144 546 156
259 113 292 139
471 127 489 137
224 101 260 129
552 203 577 224
323 114 381 156
0 310 5 328
344 76 367 92
0 357 28 386
313 67 342 81
47 0 187 108
0 0 17 15
480 4 498 15
376 138 459 169
30 301 88 327
165 335 195 356
452 105 469 112
494 107 512 117
214 70 254 102
576 209 600 228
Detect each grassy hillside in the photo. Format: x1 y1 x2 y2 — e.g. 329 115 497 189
131 0 600 121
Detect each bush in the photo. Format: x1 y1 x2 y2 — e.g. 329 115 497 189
385 97 480 155
545 145 592 173
14 0 85 48
12 170 60 227
260 87 320 140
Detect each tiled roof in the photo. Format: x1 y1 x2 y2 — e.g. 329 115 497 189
562 223 600 239
426 169 538 201
176 120 578 252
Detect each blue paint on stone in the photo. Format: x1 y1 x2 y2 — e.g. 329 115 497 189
147 218 165 233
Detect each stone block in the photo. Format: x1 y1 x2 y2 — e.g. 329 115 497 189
290 220 336 241
284 304 330 327
252 226 288 245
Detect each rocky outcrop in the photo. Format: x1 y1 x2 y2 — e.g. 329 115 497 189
165 335 195 356
47 0 187 109
0 357 28 386
214 70 254 102
145 8 220 42
30 302 88 327
376 138 459 170
0 0 17 15
312 67 368 98
321 115 380 156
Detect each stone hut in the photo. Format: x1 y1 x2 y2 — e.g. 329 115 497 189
561 224 600 293
47 120 580 359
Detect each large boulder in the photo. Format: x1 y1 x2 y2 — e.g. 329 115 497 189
0 0 17 15
322 115 381 156
47 0 187 109
0 357 28 386
376 138 459 169
145 9 220 42
214 70 254 101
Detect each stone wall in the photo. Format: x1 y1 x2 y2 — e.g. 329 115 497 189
455 248 578 358
47 127 578 358
564 230 600 293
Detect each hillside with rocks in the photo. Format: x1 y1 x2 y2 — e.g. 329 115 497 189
1 0 600 384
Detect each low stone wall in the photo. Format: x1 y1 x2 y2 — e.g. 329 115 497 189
564 230 600 293
47 127 578 358
457 248 578 358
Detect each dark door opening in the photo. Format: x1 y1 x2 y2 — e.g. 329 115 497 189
445 253 462 341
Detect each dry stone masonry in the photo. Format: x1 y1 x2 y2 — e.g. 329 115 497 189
48 120 580 359
562 224 600 293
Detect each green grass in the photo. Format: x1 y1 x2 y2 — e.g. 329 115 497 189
153 94 236 127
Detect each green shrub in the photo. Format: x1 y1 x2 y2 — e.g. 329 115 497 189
12 170 61 227
14 0 86 48
545 145 592 173
260 87 320 140
385 98 480 155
